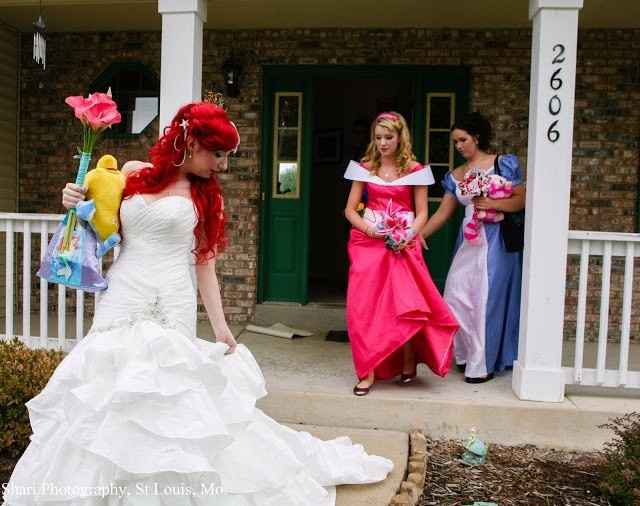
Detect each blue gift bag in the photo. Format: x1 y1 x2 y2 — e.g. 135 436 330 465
37 214 107 292
37 152 108 292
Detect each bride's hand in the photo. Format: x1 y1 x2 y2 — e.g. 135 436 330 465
62 183 86 210
216 329 237 354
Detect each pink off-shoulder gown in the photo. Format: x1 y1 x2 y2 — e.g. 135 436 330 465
345 161 459 381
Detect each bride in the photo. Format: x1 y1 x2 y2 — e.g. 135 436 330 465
3 102 392 505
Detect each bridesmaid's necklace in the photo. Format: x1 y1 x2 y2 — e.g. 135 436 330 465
379 164 397 180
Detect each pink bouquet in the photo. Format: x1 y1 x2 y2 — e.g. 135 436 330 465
458 168 513 244
60 90 121 250
366 199 416 252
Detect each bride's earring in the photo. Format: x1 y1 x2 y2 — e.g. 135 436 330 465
172 149 188 167
172 135 189 167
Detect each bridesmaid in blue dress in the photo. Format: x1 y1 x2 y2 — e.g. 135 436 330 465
420 112 525 383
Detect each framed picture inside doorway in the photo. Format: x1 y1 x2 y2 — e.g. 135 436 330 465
314 129 342 163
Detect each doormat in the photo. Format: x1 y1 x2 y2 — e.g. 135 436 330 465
325 330 349 343
245 323 312 339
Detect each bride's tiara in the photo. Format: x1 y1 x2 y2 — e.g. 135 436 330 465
204 90 225 109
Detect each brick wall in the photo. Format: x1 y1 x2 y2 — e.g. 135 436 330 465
17 27 640 334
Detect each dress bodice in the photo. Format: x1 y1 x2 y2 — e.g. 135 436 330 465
90 194 199 337
365 182 415 212
343 160 435 215
119 194 197 260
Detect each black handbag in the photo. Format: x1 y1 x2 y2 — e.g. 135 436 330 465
494 154 525 252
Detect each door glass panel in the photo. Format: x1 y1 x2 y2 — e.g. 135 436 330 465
425 92 456 202
278 95 300 127
277 162 298 195
273 92 302 199
428 131 451 165
277 130 299 160
429 96 452 129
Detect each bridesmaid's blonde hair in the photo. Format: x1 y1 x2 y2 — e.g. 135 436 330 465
361 112 416 176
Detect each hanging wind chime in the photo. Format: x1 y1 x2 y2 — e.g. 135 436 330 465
33 1 46 69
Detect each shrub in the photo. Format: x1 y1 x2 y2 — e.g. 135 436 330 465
598 412 640 506
0 338 66 460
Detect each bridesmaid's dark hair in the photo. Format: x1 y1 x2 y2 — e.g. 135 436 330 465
451 112 493 151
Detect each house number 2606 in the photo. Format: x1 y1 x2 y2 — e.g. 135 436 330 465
547 44 565 143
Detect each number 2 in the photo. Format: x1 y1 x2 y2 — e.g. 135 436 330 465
552 44 565 64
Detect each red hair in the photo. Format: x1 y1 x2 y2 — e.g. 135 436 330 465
123 102 240 264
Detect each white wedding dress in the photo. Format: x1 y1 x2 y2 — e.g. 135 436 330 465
3 194 392 505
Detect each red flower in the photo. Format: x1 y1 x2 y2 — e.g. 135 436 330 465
65 91 121 131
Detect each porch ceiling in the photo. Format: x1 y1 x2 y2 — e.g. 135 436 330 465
0 0 639 32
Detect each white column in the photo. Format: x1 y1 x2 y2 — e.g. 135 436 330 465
512 0 583 402
158 0 207 132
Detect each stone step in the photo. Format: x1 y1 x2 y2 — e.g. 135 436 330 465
239 330 639 451
285 424 408 506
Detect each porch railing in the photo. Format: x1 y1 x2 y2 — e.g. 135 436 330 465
565 230 640 389
2 214 639 390
0 213 117 352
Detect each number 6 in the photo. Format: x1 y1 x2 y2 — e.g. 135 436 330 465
547 120 560 143
550 68 562 90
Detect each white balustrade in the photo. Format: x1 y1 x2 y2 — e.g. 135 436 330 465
0 213 116 352
2 213 638 392
566 230 640 388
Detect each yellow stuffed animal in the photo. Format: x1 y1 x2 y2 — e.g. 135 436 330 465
76 154 125 256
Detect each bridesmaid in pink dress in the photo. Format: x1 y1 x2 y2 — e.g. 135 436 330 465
344 112 459 396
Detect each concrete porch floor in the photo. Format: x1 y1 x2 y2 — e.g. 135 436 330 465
226 303 640 452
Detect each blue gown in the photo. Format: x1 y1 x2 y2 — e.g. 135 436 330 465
442 155 523 378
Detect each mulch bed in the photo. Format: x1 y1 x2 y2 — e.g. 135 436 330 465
420 438 609 506
1 457 16 487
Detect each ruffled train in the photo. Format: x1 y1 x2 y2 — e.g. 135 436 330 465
3 319 392 505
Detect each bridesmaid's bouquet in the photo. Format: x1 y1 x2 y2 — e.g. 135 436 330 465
458 169 513 244
366 199 416 252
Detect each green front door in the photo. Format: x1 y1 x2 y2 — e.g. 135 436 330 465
415 69 469 291
259 66 468 302
258 71 312 302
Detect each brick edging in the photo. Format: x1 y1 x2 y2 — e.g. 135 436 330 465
389 430 427 506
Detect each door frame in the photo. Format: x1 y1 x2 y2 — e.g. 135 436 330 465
258 65 470 303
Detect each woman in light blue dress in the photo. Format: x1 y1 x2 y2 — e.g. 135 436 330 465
421 112 525 383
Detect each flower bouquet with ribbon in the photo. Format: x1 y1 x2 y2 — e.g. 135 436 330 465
37 91 121 292
364 199 416 252
458 168 513 244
